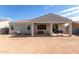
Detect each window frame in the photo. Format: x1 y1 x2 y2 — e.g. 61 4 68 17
26 25 31 30
10 25 14 30
37 24 46 30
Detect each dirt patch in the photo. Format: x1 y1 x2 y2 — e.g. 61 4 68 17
0 35 79 54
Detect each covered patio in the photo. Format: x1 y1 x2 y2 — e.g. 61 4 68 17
31 13 72 37
31 22 72 37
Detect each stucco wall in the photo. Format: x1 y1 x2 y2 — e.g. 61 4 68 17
72 22 79 34
72 22 79 29
9 22 31 34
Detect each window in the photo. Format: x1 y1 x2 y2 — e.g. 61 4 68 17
11 25 14 30
37 25 46 30
27 25 31 30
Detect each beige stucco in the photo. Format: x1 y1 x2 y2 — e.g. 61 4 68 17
9 22 31 34
72 22 79 30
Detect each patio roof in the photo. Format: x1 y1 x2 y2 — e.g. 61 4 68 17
0 19 10 22
10 13 72 24
9 19 31 24
31 13 72 23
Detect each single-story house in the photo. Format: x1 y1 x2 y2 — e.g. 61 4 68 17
9 13 72 36
0 19 10 34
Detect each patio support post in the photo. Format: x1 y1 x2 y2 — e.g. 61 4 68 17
31 23 34 36
69 22 72 37
62 24 65 34
50 23 53 36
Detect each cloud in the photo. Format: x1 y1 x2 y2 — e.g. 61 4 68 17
58 6 79 13
0 16 12 20
69 16 79 21
62 10 79 17
55 6 79 21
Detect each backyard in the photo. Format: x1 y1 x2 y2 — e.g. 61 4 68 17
0 35 79 54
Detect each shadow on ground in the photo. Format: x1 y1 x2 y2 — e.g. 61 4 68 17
9 34 70 38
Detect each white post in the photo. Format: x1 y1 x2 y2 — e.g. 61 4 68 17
69 22 72 37
50 23 53 36
31 23 34 36
62 24 65 34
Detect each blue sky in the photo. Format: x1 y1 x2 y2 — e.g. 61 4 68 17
0 5 79 21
